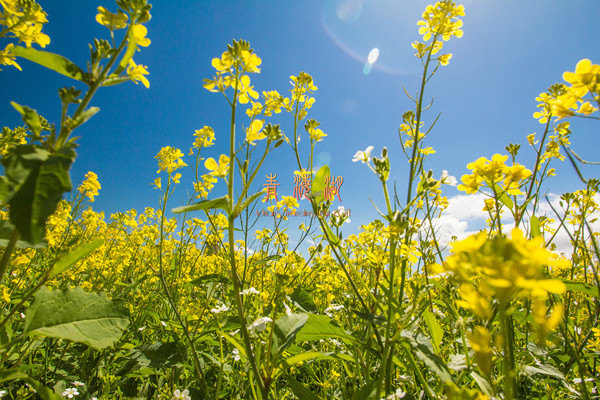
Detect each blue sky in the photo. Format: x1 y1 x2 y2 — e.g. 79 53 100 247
1 0 599 243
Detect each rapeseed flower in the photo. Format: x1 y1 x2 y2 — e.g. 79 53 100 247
95 6 127 30
155 146 187 173
78 171 101 202
204 154 229 178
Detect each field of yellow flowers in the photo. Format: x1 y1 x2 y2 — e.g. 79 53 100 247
1 1 599 399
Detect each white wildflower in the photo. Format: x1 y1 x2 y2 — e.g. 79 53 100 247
353 146 374 163
172 389 191 400
248 317 273 335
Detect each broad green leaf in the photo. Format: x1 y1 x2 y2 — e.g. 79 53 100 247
23 286 130 349
422 310 443 354
400 330 452 383
530 215 541 238
11 102 42 136
0 220 46 249
131 341 187 369
523 364 564 380
562 280 599 297
287 376 320 400
470 372 493 396
0 367 28 383
272 313 308 357
11 45 86 82
311 165 330 205
0 176 8 203
2 145 75 244
172 196 230 214
48 239 104 279
288 288 317 313
296 314 357 345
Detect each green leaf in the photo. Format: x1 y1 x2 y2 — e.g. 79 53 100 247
131 341 187 369
234 190 265 217
562 279 600 297
67 107 100 130
23 286 130 349
2 145 75 244
11 102 42 136
311 165 330 205
172 196 230 214
296 314 357 345
288 288 318 313
470 372 493 396
101 74 132 87
422 310 443 354
530 215 541 238
248 254 281 269
190 273 230 285
492 182 514 210
287 376 320 400
11 45 86 82
400 330 452 383
523 364 564 380
0 220 46 249
272 313 308 357
48 239 104 279
322 222 340 246
0 176 8 203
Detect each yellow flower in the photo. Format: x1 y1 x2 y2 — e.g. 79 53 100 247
236 75 259 104
127 59 150 88
95 6 128 30
205 154 230 178
241 50 261 73
131 24 151 47
438 53 452 66
211 51 234 72
78 171 101 202
562 58 600 97
155 146 187 173
245 119 265 145
0 43 21 70
191 126 215 150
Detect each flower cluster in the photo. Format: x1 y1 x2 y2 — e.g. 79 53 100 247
411 1 464 65
203 39 261 104
457 153 531 196
78 171 101 203
534 59 600 123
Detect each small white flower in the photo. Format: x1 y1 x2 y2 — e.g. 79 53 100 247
325 304 344 317
386 388 406 399
240 287 260 296
72 381 85 387
440 170 457 186
353 146 374 163
172 389 191 400
0 390 7 398
211 304 230 314
232 348 241 361
20 313 26 319
160 320 167 327
62 388 79 398
138 325 146 331
248 317 273 335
